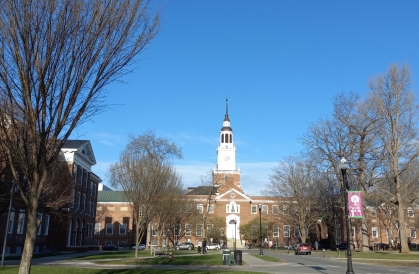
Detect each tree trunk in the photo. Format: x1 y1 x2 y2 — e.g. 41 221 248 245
360 219 369 252
397 194 410 253
19 198 39 274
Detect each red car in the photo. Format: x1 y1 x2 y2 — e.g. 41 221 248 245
295 243 312 255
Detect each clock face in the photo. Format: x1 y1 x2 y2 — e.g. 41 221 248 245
224 155 230 161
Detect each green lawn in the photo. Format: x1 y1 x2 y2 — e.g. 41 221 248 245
92 253 223 265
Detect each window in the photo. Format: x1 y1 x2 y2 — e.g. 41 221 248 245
37 213 42 235
262 205 268 214
43 215 50 235
410 228 416 238
273 226 279 237
77 165 82 184
208 204 214 213
70 189 75 208
81 194 86 212
88 201 91 216
207 224 213 234
152 224 157 236
90 182 94 196
370 209 377 217
76 192 81 210
372 227 378 238
105 223 114 235
196 224 203 237
90 203 95 216
220 228 224 237
94 223 101 235
87 223 93 238
93 183 97 198
83 170 88 187
118 241 125 248
17 213 25 234
119 223 127 235
197 204 203 213
7 212 15 234
386 227 393 238
283 205 289 215
174 223 180 236
251 205 257 214
272 205 279 215
72 164 77 182
408 209 414 217
185 224 191 236
226 201 240 213
283 225 290 238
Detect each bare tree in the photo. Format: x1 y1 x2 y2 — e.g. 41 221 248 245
0 1 159 272
265 156 319 243
365 63 419 253
109 132 182 258
333 92 382 252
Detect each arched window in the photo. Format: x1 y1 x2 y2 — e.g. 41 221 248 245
225 133 229 143
221 134 224 143
230 134 233 143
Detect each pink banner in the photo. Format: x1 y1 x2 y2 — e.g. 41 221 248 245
348 191 363 218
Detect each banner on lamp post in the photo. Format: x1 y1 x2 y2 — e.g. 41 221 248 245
348 191 363 218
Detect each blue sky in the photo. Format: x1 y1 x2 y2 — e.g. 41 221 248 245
73 0 419 196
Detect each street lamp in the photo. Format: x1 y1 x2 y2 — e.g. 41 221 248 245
340 157 354 274
258 203 263 256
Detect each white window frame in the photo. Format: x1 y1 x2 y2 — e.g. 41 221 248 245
196 224 203 237
273 226 279 237
372 227 378 238
185 224 191 236
283 205 289 215
272 205 279 215
283 225 290 238
70 189 75 208
152 224 157 236
262 205 268 214
43 215 50 235
94 223 101 235
105 223 114 235
408 209 414 217
294 227 301 238
208 204 214 213
197 204 203 213
119 223 127 235
251 205 257 214
17 213 25 234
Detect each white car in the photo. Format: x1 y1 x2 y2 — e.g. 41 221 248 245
207 243 220 250
131 244 146 250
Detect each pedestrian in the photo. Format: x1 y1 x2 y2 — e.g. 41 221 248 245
202 238 207 254
314 241 319 251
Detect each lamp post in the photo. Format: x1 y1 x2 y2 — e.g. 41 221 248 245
258 203 263 256
340 157 354 274
234 220 237 251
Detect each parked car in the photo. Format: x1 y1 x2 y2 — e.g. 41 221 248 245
295 243 312 255
312 243 328 250
207 243 220 250
373 243 389 250
175 242 194 250
334 242 355 250
131 244 146 250
103 244 118 251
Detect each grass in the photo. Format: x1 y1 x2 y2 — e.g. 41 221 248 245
0 266 260 274
71 249 205 260
92 253 223 265
252 254 285 263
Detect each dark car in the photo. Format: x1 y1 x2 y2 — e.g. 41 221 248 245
131 244 146 250
295 243 312 255
334 242 354 250
175 242 194 250
103 244 118 251
373 243 389 250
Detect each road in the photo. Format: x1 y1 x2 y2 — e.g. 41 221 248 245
248 249 419 274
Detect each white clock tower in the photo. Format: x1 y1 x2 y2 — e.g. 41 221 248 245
217 99 236 171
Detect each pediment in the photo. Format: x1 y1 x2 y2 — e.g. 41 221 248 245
215 188 251 202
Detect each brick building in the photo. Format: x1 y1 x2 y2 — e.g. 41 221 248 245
0 140 101 255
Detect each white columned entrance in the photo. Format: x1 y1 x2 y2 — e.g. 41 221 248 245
226 215 240 249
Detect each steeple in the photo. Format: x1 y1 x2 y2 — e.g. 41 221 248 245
221 98 232 132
